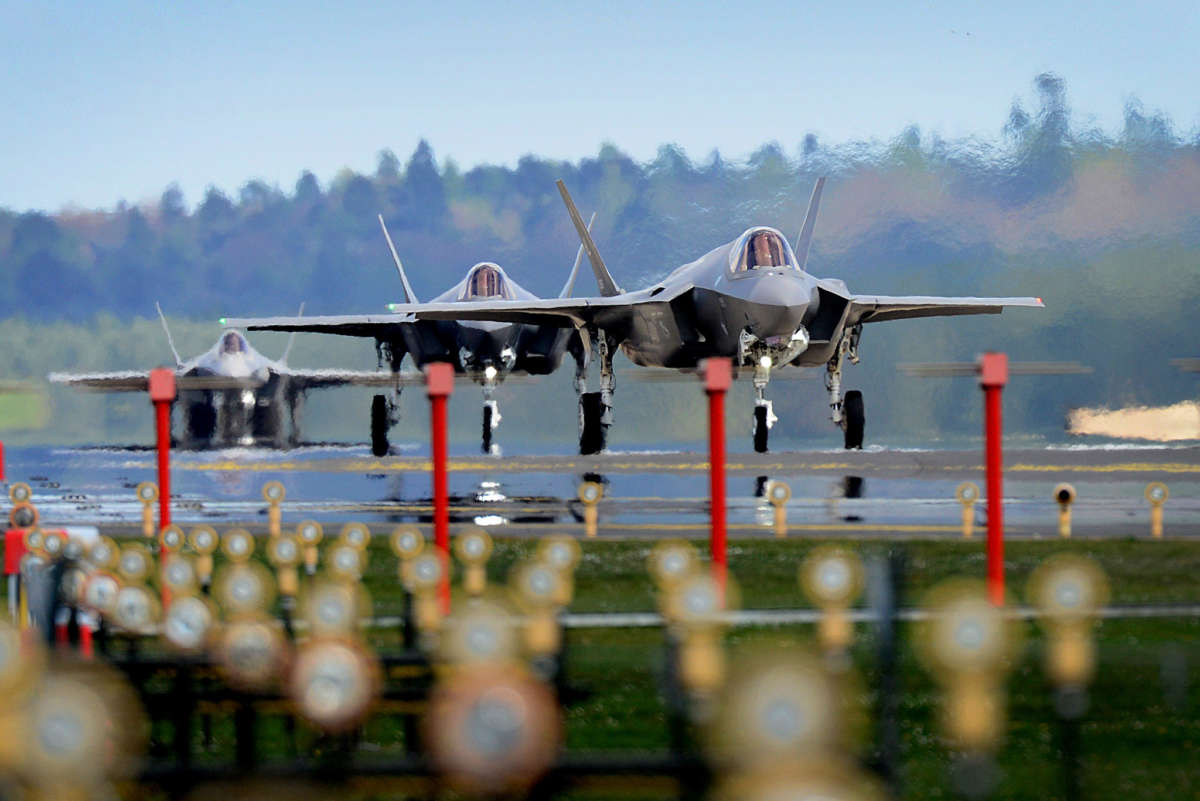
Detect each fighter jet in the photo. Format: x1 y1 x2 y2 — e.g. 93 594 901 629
49 305 393 449
231 180 1043 453
232 215 592 456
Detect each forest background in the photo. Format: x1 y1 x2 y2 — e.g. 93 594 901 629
1 75 1196 449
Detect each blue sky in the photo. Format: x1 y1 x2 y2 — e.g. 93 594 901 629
1 0 1197 212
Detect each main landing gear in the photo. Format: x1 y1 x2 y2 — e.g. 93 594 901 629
751 357 778 453
827 325 865 450
576 331 615 455
481 367 502 455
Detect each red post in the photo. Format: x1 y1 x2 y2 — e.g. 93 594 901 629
426 363 454 614
149 368 175 607
979 353 1008 606
704 358 732 595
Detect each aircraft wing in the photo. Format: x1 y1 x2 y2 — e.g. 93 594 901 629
282 369 418 390
848 295 1043 325
48 371 152 392
228 291 681 335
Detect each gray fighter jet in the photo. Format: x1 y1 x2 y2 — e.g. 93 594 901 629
230 180 1042 453
49 305 393 449
242 216 592 456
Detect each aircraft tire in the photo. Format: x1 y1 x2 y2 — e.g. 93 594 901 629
843 390 865 450
753 405 769 453
371 394 389 457
579 392 605 455
482 405 493 454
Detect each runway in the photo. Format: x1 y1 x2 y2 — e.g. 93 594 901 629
8 443 1200 539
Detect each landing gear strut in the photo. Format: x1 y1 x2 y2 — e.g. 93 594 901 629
751 357 778 453
827 325 865 450
577 330 615 455
481 369 501 455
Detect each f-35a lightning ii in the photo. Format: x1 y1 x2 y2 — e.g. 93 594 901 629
230 216 593 456
232 180 1042 453
49 305 393 449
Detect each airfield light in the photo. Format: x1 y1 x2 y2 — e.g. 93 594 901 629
263 481 285 538
297 520 324 575
424 665 562 797
163 594 216 653
289 636 380 733
340 522 372 550
215 561 276 617
511 561 565 656
1028 554 1109 696
300 579 369 636
766 480 791 537
956 482 980 539
578 481 603 538
9 502 36 530
440 598 520 666
389 524 424 559
455 528 493 597
706 648 846 772
189 525 218 589
1053 483 1077 538
404 552 445 636
221 529 255 562
136 482 158 539
215 615 288 691
916 580 1020 752
116 544 152 584
328 543 365 583
162 554 199 598
1145 482 1168 538
159 524 185 553
667 572 733 695
267 533 302 597
82 572 121 617
114 584 160 633
8 482 32 504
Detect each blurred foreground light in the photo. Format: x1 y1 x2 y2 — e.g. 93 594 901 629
289 637 379 733
707 648 851 771
0 619 43 699
163 595 217 653
216 615 289 691
300 580 370 636
116 544 152 584
188 525 219 555
440 598 520 665
537 536 581 574
800 547 864 609
1027 554 1108 626
424 665 562 797
162 554 198 597
113 585 160 634
221 529 255 562
81 573 121 617
339 522 372 550
712 759 883 801
390 524 424 560
215 561 276 618
648 540 699 589
88 536 119 570
917 581 1016 679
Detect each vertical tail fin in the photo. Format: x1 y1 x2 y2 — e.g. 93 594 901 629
155 302 183 367
378 214 419 304
793 176 826 272
279 302 305 364
556 180 622 296
559 211 597 298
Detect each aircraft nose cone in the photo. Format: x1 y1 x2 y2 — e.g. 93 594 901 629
745 274 814 338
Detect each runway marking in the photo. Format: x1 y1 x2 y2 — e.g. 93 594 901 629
1007 462 1200 474
593 522 962 533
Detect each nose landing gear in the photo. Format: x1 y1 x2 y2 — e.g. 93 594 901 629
827 326 865 450
752 357 778 453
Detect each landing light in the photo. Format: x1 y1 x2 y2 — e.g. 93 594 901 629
759 355 772 369
484 365 498 382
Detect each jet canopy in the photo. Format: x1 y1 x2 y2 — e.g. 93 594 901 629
460 263 513 300
729 227 798 273
220 331 250 354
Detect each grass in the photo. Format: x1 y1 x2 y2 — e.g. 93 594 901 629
138 537 1200 799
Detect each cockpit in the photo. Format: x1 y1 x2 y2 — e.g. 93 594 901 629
729 227 798 273
220 331 249 354
461 263 512 300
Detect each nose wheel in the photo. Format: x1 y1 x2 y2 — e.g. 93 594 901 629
482 400 501 455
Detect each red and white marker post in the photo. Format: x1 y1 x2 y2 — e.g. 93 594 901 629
425 362 454 614
703 358 732 596
979 352 1008 606
149 368 175 607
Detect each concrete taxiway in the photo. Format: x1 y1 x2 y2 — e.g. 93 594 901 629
8 444 1199 539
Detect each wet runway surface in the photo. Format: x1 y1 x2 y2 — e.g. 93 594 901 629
8 443 1200 539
